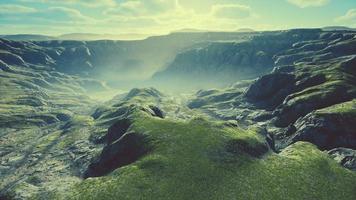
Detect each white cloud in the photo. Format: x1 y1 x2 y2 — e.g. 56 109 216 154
0 6 97 26
101 1 257 34
212 4 252 19
287 0 329 8
46 6 94 22
0 4 37 14
103 0 177 16
2 1 260 35
335 8 356 22
19 0 116 7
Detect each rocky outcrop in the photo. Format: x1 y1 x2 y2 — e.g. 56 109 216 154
282 100 356 150
328 148 356 171
225 134 270 158
147 105 165 118
242 31 356 128
85 131 152 178
105 118 133 144
273 81 356 127
0 51 26 66
184 30 356 162
0 60 11 71
245 73 295 109
85 89 165 177
123 88 163 101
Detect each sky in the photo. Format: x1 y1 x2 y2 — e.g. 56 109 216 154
0 0 356 36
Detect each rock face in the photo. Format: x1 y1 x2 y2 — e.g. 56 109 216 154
328 148 356 171
123 88 163 101
237 31 356 149
225 138 269 158
105 118 133 144
85 131 152 178
152 29 321 88
245 73 295 109
147 105 165 118
282 100 356 150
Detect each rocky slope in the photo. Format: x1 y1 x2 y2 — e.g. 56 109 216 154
187 29 356 170
0 37 105 199
152 29 322 88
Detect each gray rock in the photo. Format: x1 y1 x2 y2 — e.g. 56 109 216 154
328 148 356 171
287 109 356 150
84 131 152 178
244 73 295 109
148 105 165 119
105 118 133 144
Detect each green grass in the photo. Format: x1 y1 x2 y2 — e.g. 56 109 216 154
316 99 356 116
61 113 356 200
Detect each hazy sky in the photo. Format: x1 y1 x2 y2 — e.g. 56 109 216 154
0 0 356 35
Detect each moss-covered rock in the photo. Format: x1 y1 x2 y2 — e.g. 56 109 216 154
284 100 356 150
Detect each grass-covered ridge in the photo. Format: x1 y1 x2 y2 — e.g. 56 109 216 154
315 99 356 116
61 113 356 200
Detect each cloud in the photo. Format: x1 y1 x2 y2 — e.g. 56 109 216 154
103 1 146 16
0 5 96 27
0 4 37 14
0 0 260 35
19 0 116 7
212 4 252 19
103 0 177 16
46 6 94 22
101 1 257 34
335 8 356 22
287 0 329 8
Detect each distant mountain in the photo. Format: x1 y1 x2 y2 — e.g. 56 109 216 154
236 28 256 32
322 26 356 31
57 33 150 41
0 34 56 41
0 33 150 41
172 28 209 33
173 28 256 33
1 30 258 42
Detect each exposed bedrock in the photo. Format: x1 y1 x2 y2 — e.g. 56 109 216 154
84 112 153 178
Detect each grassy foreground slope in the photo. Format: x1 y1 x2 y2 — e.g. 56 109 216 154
60 111 356 200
